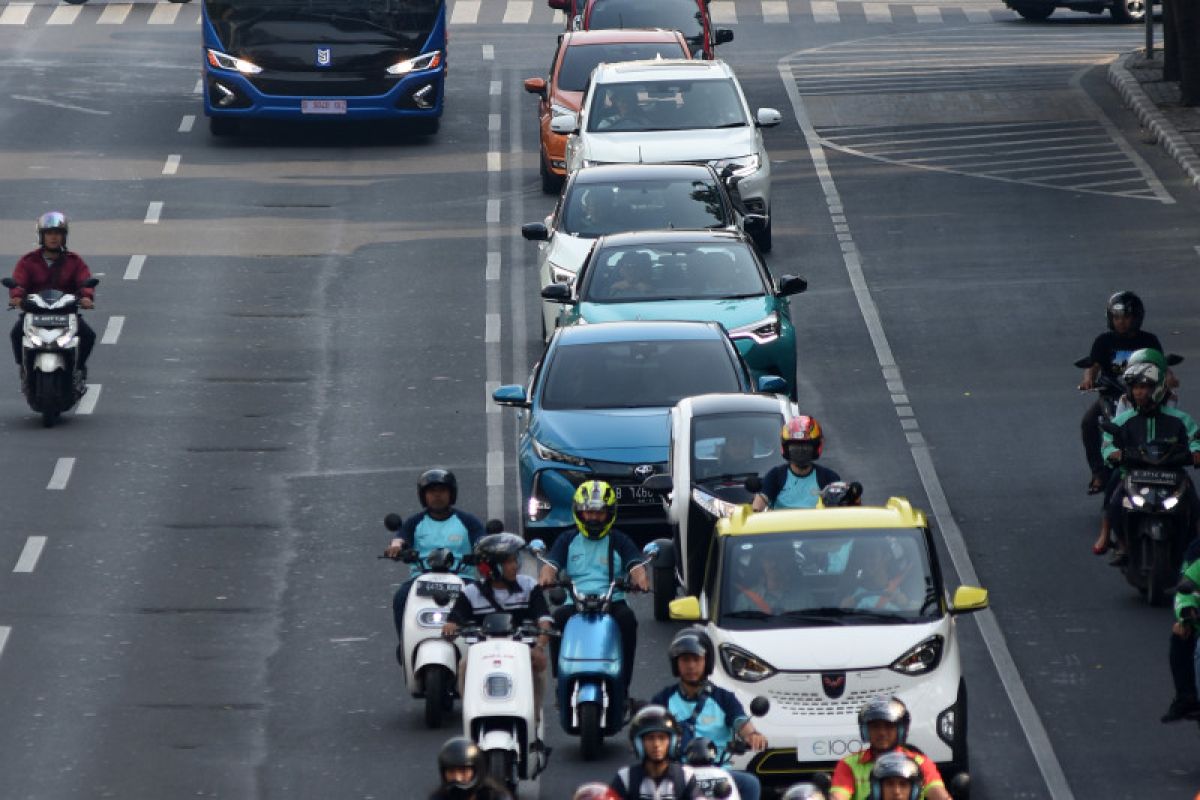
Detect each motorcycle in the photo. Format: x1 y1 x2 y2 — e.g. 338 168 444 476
531 539 657 760
380 512 469 728
452 612 549 790
681 696 770 800
1101 421 1196 606
2 276 99 427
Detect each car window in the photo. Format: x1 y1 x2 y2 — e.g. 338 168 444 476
588 0 704 42
540 339 741 409
580 242 767 303
558 42 688 93
717 529 936 627
587 78 745 133
560 180 727 237
691 412 780 481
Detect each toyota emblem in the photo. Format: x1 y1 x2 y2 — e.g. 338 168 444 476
634 464 655 478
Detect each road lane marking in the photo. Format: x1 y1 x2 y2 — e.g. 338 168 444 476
163 154 181 175
97 3 131 24
487 199 500 224
482 44 494 61
0 3 32 25
810 1 839 21
12 95 108 116
47 4 80 24
148 2 180 24
144 202 163 224
485 313 500 343
486 251 500 281
124 255 146 280
194 78 203 94
1194 245 1200 259
710 1 737 23
488 152 501 172
485 48 505 521
101 316 124 345
964 6 995 20
780 48 1076 800
179 114 195 133
864 3 892 21
502 0 531 22
47 458 75 491
490 80 502 96
450 0 480 25
489 114 501 132
486 381 500 414
914 5 943 21
0 627 9 661
761 0 789 22
487 450 504 487
13 536 46 573
76 384 101 415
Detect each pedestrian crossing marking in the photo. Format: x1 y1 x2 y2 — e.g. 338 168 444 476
0 2 31 25
46 4 80 24
502 0 532 23
148 1 180 24
450 0 481 25
864 3 892 21
97 2 131 24
811 0 841 21
914 5 943 21
762 0 790 23
710 0 738 23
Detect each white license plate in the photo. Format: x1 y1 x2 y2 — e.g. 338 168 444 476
796 735 867 761
301 99 347 115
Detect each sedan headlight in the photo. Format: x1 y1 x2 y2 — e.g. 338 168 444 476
728 313 780 345
712 154 761 178
550 103 574 119
691 488 740 519
387 51 442 75
719 643 777 682
890 635 944 676
206 48 263 75
532 437 589 467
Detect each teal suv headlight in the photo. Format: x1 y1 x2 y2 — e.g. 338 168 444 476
532 437 589 467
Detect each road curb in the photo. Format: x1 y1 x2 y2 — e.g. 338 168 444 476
1108 52 1200 191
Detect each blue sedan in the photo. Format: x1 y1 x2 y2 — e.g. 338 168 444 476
493 320 785 544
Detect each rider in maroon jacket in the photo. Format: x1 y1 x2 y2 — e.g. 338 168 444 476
8 212 96 379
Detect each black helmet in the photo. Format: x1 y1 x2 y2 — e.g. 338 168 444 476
437 736 483 790
668 627 715 678
418 468 458 507
1106 290 1144 331
36 210 69 248
820 481 862 508
780 784 827 800
474 532 524 582
869 752 922 800
628 705 681 761
858 696 911 746
682 737 719 766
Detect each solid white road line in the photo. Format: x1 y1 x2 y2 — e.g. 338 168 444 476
179 114 196 133
124 255 146 280
144 202 163 224
163 154 181 175
76 384 101 415
0 3 32 25
97 3 131 24
486 381 500 414
12 95 108 116
148 2 181 24
101 316 124 345
47 457 75 491
485 313 501 343
780 51 1076 800
13 536 46 573
47 4 81 24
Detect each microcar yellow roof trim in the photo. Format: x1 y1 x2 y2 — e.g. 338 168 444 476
717 497 927 536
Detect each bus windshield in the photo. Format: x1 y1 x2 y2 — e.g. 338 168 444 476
205 0 444 47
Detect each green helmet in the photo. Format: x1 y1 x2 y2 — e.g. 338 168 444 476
1127 348 1168 374
1122 360 1167 406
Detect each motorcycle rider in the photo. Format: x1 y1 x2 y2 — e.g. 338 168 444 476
1079 291 1173 494
780 785 826 800
428 736 513 800
752 417 841 511
8 211 96 380
573 784 623 800
610 705 702 800
386 469 486 665
442 532 554 717
1163 537 1200 722
537 480 649 700
649 628 767 800
829 697 948 800
869 752 924 800
1099 361 1200 564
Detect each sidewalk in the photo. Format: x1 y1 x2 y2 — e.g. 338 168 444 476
1108 50 1200 190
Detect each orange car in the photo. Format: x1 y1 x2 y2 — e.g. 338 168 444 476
523 29 690 194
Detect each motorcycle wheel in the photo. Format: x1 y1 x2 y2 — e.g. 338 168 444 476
579 701 603 760
1145 536 1173 607
485 748 513 789
652 565 675 622
35 372 61 428
422 665 452 728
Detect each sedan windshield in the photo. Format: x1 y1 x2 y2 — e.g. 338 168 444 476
560 180 727 238
541 339 741 409
587 78 746 133
718 529 938 628
691 412 781 481
559 42 688 93
580 242 766 303
587 0 704 40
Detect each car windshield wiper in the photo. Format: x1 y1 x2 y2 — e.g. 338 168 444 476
697 472 758 483
774 610 847 625
722 609 770 620
717 293 764 300
788 607 909 624
712 121 749 128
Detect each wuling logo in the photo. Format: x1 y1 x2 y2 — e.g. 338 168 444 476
821 672 846 699
316 47 332 67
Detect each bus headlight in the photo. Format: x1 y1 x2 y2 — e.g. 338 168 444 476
387 51 442 75
206 48 263 75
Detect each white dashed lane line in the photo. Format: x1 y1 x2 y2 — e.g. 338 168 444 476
124 254 146 280
162 154 181 175
144 202 163 224
179 114 195 133
13 536 46 573
0 627 9 661
101 316 124 345
46 457 75 491
76 384 101 416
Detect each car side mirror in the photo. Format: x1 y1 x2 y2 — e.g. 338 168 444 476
642 473 673 494
83 277 100 289
522 222 550 241
715 28 734 45
492 384 530 407
550 114 578 135
755 108 782 128
383 513 404 532
540 283 573 303
0 278 15 289
778 275 808 296
523 77 548 97
668 595 703 621
950 586 989 615
741 213 767 233
547 0 569 9
744 475 762 493
1168 353 1184 366
756 375 788 394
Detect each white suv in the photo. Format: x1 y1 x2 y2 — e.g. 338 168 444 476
555 59 781 251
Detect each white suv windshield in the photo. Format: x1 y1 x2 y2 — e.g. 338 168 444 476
587 78 746 133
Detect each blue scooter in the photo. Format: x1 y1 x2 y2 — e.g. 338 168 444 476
531 540 657 760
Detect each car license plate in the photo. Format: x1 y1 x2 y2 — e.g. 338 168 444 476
29 314 70 328
614 485 657 505
301 99 347 115
1130 469 1178 485
416 581 461 598
796 735 866 761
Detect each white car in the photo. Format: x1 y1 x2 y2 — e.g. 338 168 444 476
555 59 781 252
668 501 988 786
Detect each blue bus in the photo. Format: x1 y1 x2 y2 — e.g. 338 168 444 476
201 0 447 136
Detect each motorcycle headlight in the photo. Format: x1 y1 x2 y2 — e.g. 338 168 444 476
417 608 449 628
206 48 263 75
890 635 944 676
719 644 776 682
532 437 588 467
1129 494 1147 508
691 488 740 519
387 50 442 76
55 334 75 348
712 154 761 178
1163 495 1180 510
728 313 780 345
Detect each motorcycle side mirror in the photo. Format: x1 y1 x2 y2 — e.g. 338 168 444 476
1073 357 1094 369
460 553 478 566
713 780 733 799
0 278 15 289
1168 353 1184 366
432 589 454 607
485 518 506 534
811 773 833 794
748 696 770 717
777 275 808 296
642 473 673 494
528 538 547 554
383 513 404 532
83 278 100 289
548 587 567 605
1178 577 1197 595
642 542 660 557
744 475 763 493
947 772 970 800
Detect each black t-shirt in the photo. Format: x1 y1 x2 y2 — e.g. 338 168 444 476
1088 330 1163 376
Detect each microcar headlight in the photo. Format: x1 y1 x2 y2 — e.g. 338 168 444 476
712 154 761 178
728 313 780 345
206 48 263 75
550 103 574 119
890 635 944 676
387 51 442 76
691 488 739 519
719 644 776 682
549 262 576 285
532 437 589 467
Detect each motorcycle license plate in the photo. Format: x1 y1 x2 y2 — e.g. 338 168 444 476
1130 469 1178 485
416 581 461 598
301 99 347 115
29 314 69 328
614 485 657 505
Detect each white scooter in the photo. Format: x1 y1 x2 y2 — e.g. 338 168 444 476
455 611 549 790
382 513 468 728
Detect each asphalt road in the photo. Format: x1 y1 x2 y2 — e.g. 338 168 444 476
0 2 1198 799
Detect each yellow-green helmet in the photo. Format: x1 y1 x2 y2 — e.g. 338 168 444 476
572 480 617 539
